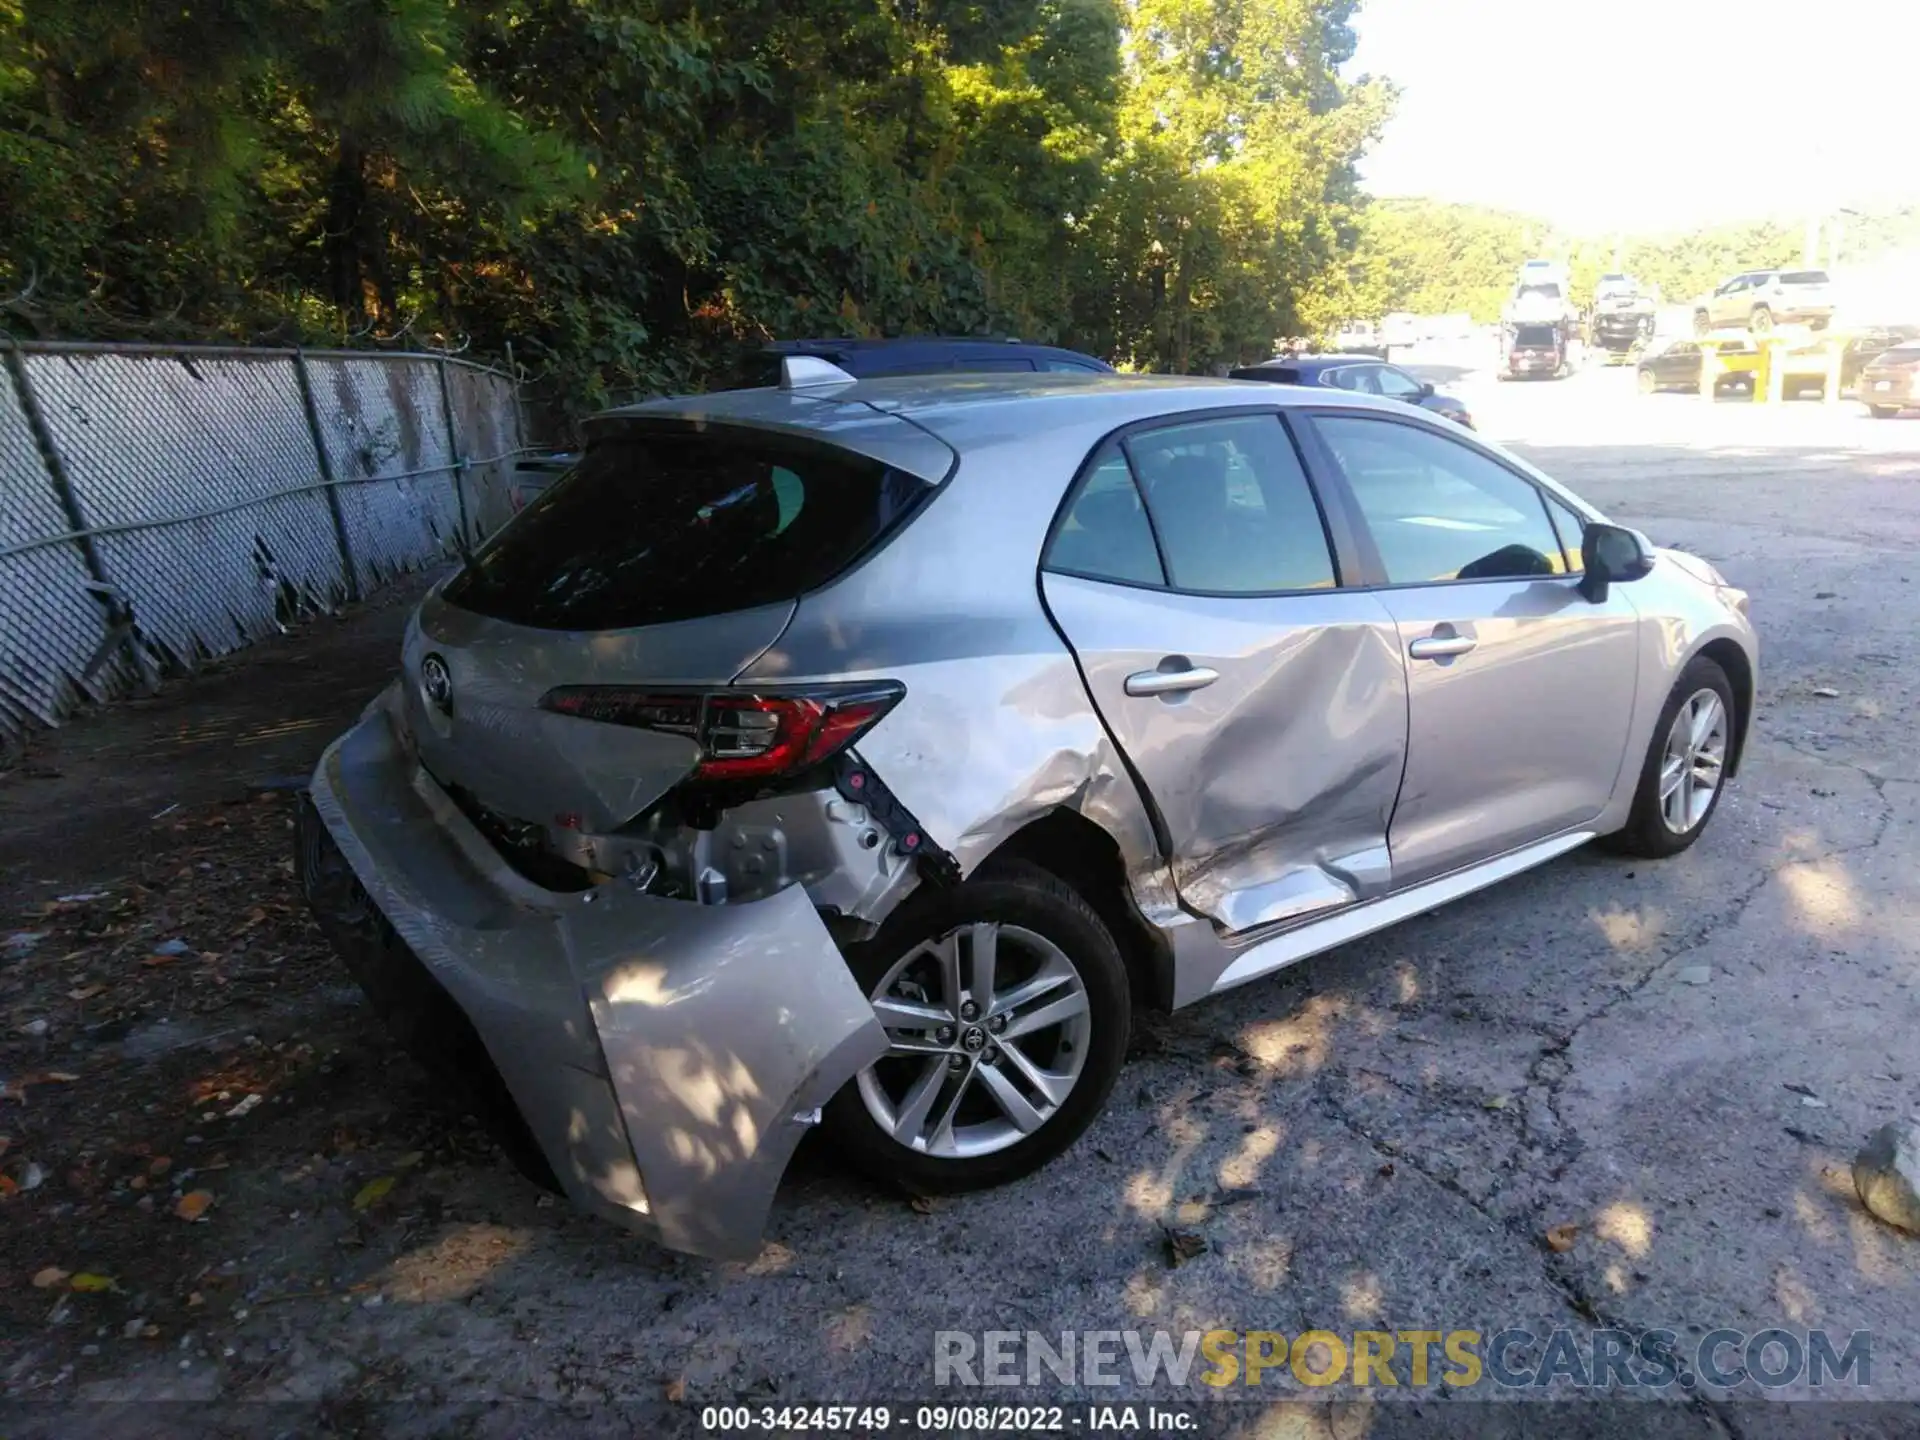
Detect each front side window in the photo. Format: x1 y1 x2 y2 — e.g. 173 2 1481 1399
1124 415 1337 594
1376 367 1425 400
1314 416 1567 584
1542 494 1588 573
1044 443 1164 587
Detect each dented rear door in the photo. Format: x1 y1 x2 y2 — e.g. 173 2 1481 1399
1040 412 1409 936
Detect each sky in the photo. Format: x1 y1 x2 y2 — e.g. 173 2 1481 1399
1347 0 1920 236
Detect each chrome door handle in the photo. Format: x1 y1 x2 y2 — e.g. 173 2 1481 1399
1408 634 1476 660
1125 666 1220 697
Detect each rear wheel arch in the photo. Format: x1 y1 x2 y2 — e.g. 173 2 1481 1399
1696 638 1753 776
980 809 1175 1012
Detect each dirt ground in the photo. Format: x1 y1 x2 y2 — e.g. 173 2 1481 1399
4 362 1920 1438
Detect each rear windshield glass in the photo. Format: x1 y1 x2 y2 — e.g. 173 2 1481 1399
1780 271 1829 285
1514 326 1558 346
441 424 927 630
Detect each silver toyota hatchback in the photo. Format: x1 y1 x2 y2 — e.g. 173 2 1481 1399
298 364 1757 1260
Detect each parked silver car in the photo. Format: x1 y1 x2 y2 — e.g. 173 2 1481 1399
298 363 1758 1260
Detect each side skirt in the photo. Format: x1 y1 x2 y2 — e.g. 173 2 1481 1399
1204 830 1596 996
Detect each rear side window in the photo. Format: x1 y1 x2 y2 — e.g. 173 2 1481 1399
1780 271 1828 285
442 425 926 630
1045 443 1164 586
1126 415 1337 593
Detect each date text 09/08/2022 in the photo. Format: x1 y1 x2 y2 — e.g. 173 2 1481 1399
699 1404 1194 1433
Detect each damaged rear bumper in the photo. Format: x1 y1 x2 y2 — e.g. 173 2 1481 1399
298 685 888 1260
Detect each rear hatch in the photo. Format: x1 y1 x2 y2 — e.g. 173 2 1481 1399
1776 270 1831 306
1863 344 1920 396
407 410 950 835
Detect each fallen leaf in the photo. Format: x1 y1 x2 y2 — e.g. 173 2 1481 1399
1783 1082 1819 1099
1484 1095 1509 1110
1810 686 1841 699
908 1194 939 1215
224 1094 264 1120
175 1189 215 1222
148 1156 172 1177
352 1176 396 1211
67 985 106 1002
42 1072 78 1083
21 1161 44 1191
396 1151 424 1169
1378 1162 1396 1178
69 1272 116 1293
1546 1223 1580 1253
32 1266 70 1289
187 1292 204 1309
0 1174 19 1199
1163 1227 1208 1267
665 1377 687 1404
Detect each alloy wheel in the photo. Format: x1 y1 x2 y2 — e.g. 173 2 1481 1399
1658 688 1728 834
856 923 1091 1159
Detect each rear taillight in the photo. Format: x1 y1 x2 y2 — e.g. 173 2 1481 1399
540 683 904 783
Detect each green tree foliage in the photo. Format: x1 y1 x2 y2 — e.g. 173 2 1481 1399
1 0 1393 420
1350 198 1920 322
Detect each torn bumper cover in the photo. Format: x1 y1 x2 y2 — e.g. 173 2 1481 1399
297 685 888 1260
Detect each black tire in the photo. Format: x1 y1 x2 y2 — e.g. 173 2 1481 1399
822 859 1131 1196
1870 405 1898 419
1637 368 1657 395
1601 655 1736 860
1749 304 1773 335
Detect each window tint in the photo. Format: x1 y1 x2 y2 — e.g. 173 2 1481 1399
1314 417 1566 585
1542 494 1588 573
1125 415 1336 593
952 357 1037 372
1041 359 1103 372
442 424 927 630
1326 366 1378 393
1043 443 1165 586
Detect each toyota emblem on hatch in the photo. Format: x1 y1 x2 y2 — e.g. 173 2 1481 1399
420 654 454 714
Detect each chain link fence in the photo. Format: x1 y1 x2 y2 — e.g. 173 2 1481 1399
0 340 530 758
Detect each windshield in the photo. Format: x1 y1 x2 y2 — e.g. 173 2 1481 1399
442 423 927 630
1518 284 1561 300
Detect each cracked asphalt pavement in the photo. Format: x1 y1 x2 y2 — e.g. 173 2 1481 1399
4 358 1919 1436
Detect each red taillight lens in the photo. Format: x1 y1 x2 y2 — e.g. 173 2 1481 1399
540 684 903 783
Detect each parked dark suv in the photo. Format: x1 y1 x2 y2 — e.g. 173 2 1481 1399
728 337 1115 388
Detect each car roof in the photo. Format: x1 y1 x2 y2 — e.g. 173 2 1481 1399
601 372 1425 477
763 336 1113 368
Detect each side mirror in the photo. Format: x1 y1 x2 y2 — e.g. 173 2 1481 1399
1418 381 1436 398
1579 522 1656 603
